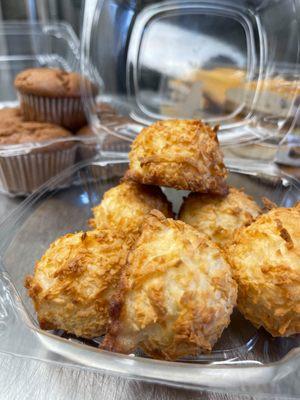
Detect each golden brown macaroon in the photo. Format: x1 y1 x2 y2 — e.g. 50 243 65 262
227 206 300 337
89 181 173 238
179 187 261 248
102 210 237 360
125 119 228 194
25 229 130 338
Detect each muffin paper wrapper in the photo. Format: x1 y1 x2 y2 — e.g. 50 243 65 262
77 143 100 162
19 94 86 131
76 133 130 162
0 147 77 196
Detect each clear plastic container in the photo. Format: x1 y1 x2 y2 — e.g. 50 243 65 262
0 156 299 398
80 0 299 395
0 2 299 398
0 22 101 196
81 0 300 155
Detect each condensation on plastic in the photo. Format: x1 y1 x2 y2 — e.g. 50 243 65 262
0 156 299 398
81 0 300 158
0 22 103 196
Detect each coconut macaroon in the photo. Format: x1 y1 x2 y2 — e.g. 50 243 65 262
179 187 261 248
125 119 228 195
25 229 130 338
102 210 237 360
227 206 300 337
89 181 173 238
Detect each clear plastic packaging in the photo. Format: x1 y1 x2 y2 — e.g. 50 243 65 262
71 0 300 394
81 0 300 156
0 2 299 397
0 22 100 196
0 156 299 398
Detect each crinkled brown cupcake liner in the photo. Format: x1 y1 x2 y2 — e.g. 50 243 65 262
19 94 86 131
77 142 100 162
0 146 77 196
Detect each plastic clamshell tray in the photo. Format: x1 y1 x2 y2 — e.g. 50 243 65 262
0 156 299 398
81 0 300 150
0 22 101 196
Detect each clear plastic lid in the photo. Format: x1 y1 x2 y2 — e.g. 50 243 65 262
0 22 101 196
81 0 300 148
0 22 80 105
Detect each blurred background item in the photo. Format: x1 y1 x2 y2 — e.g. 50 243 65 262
0 0 82 34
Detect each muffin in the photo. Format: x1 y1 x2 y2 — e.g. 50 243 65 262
75 125 99 161
14 68 98 131
0 107 23 126
96 102 117 117
225 77 300 120
76 125 130 161
0 121 76 195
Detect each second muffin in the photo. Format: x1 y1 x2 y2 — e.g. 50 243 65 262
15 68 97 131
0 121 76 194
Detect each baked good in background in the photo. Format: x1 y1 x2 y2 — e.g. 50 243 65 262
102 210 237 360
25 229 130 338
75 124 99 161
76 124 130 160
162 68 245 118
96 102 118 118
14 68 98 131
179 187 261 248
95 102 134 153
125 119 228 194
0 107 24 126
191 68 246 109
163 69 299 126
0 121 71 145
225 77 300 123
75 101 132 160
89 181 173 239
76 125 94 136
0 121 76 194
227 205 300 337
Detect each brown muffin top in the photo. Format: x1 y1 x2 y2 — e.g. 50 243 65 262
14 68 98 98
0 121 72 145
0 107 23 125
76 125 94 136
0 124 21 137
